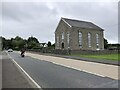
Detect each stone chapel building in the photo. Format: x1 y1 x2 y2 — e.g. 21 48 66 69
55 18 104 50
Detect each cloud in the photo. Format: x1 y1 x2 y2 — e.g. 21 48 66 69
45 2 118 43
1 2 59 43
1 1 118 44
118 1 120 43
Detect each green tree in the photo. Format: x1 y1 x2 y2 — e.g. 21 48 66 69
51 43 55 47
28 36 39 43
27 41 39 49
1 37 6 49
47 41 51 47
104 38 108 49
11 36 26 50
27 36 40 49
50 43 55 49
1 37 12 49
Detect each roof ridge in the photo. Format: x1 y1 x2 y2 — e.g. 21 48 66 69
62 17 91 23
61 17 103 30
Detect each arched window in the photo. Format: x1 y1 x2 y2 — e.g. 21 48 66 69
62 42 64 49
67 31 70 48
62 32 64 40
57 36 59 48
79 31 82 48
96 34 99 48
88 33 91 47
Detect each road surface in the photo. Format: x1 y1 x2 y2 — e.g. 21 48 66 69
26 52 118 80
2 52 34 88
7 51 118 88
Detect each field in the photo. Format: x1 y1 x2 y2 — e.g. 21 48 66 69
71 54 119 61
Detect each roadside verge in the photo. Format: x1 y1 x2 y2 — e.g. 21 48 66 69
25 51 119 80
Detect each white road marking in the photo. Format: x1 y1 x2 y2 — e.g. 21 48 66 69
26 54 105 78
14 51 119 79
7 52 41 88
52 61 105 77
81 70 105 77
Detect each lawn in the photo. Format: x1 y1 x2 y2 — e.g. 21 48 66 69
71 54 119 61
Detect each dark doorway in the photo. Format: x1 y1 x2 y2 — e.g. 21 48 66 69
62 43 64 49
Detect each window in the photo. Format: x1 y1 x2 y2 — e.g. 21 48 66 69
62 43 64 49
67 32 70 48
62 32 64 40
79 31 82 48
88 33 91 47
96 34 99 48
57 36 59 48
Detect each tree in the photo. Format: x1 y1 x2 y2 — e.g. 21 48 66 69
51 43 55 49
27 41 39 49
27 36 39 43
51 43 55 47
1 37 13 49
11 36 26 50
27 36 40 49
47 41 51 47
1 37 6 49
104 38 108 49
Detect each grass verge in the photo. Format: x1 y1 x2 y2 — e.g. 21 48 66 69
71 54 119 61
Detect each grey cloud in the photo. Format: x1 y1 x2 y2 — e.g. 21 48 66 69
2 2 59 43
118 1 120 43
2 2 30 21
1 1 118 44
2 2 57 22
52 2 118 43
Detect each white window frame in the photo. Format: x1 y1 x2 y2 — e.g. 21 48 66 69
96 34 99 49
79 31 82 48
67 31 70 48
88 32 91 47
62 32 64 40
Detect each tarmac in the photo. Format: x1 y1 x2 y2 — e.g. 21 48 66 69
26 52 119 80
1 51 119 89
1 51 40 90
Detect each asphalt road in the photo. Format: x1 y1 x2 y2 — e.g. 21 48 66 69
2 52 33 88
8 52 118 88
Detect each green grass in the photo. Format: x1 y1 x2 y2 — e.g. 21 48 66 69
71 54 119 61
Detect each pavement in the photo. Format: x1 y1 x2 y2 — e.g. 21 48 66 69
25 52 119 80
8 51 119 88
28 51 119 66
2 51 39 89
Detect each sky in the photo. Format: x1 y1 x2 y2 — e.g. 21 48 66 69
0 0 119 44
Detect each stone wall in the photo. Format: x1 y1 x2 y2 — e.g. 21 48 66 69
28 49 118 55
70 50 118 55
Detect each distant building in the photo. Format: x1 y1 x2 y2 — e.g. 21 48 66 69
55 18 104 50
39 43 48 47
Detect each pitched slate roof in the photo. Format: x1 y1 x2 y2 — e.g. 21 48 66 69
62 18 103 30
